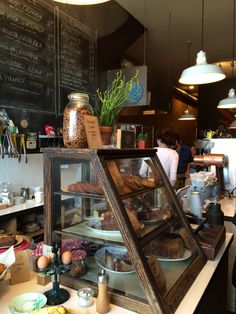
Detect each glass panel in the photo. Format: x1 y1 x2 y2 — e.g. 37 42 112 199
104 156 200 295
51 159 148 303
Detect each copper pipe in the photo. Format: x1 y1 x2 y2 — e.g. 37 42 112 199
193 154 225 167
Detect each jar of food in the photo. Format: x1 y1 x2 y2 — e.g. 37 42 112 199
70 249 87 277
63 92 94 148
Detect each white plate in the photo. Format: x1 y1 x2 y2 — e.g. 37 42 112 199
157 248 192 262
85 218 121 236
95 246 134 274
8 292 47 313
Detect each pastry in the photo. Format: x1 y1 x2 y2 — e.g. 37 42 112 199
0 233 16 247
101 211 119 231
137 207 172 221
67 182 103 194
104 249 133 272
144 236 185 259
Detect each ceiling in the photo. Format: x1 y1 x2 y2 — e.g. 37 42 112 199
116 0 235 98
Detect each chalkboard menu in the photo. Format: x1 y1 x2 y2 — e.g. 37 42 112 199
0 0 96 114
58 9 96 112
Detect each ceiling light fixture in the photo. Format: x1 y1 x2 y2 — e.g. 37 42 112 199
178 108 196 121
53 0 110 5
218 0 236 109
179 0 225 85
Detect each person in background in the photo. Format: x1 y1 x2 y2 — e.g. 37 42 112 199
174 134 193 189
139 129 179 187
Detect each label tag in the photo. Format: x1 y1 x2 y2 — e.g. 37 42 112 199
84 115 103 149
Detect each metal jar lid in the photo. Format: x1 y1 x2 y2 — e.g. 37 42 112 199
68 92 89 101
67 92 91 110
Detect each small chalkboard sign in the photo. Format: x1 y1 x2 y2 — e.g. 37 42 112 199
84 115 102 149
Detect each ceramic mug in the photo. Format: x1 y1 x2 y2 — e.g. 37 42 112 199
34 191 43 203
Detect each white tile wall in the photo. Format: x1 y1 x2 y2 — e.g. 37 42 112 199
0 154 43 195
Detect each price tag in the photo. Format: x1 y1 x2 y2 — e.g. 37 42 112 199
84 115 103 149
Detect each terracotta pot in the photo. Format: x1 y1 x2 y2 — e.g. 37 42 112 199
100 126 113 145
137 140 146 149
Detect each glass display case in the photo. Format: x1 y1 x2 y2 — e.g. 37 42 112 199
42 148 206 314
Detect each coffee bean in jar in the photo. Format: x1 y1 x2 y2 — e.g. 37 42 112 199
63 92 94 148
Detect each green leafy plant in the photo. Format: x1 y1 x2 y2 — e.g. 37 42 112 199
96 70 139 127
137 133 148 141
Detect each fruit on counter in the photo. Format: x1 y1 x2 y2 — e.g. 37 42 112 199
0 262 6 274
49 306 66 314
37 255 49 269
30 305 78 313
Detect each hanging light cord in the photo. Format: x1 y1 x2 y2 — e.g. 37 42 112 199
186 40 192 67
167 12 172 80
143 0 147 65
201 0 205 50
231 0 235 77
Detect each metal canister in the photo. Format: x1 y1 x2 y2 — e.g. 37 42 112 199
63 92 94 148
206 202 224 225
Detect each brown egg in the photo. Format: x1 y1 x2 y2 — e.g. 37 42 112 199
61 251 72 265
37 255 49 269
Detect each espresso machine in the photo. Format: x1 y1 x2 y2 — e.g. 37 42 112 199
192 153 227 199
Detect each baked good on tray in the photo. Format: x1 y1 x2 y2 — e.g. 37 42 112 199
144 235 185 259
104 249 133 272
0 233 16 247
137 207 172 221
100 208 142 232
101 211 119 231
67 182 103 194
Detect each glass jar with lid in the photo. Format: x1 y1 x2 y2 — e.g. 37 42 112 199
63 92 94 148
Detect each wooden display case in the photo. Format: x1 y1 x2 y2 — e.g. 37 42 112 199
42 148 206 314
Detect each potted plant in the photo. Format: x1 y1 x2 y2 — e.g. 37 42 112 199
96 70 139 144
137 132 148 149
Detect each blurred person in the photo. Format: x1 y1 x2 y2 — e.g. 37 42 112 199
139 129 179 187
174 134 193 189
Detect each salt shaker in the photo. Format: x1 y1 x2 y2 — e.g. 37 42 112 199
96 269 110 314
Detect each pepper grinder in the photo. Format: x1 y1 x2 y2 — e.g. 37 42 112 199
96 269 110 314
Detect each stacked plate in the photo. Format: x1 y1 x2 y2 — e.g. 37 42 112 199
22 222 40 234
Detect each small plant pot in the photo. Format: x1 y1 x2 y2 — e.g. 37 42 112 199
100 126 113 145
137 140 146 149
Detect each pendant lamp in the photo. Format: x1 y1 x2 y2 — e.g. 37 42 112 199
218 0 236 109
178 108 196 121
179 0 225 85
53 0 110 4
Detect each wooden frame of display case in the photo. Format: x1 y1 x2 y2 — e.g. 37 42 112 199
42 148 206 314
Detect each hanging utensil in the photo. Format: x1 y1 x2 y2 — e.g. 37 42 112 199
21 134 28 163
11 133 18 158
18 134 23 163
